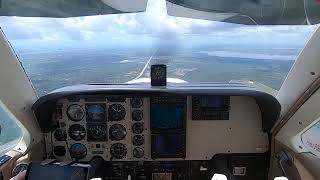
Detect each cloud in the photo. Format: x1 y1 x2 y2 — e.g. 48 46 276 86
0 0 318 45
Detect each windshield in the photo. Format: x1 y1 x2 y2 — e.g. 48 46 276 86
0 0 317 96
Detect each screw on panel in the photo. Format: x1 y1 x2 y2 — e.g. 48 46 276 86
310 72 316 75
299 121 302 125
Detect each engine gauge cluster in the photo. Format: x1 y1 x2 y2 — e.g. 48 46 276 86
131 97 145 159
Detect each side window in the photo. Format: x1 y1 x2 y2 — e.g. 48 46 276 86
0 102 23 156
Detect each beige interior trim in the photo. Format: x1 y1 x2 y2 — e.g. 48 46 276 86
272 76 320 134
277 26 320 119
0 28 42 153
294 154 315 180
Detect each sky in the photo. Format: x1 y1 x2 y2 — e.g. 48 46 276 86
0 0 318 48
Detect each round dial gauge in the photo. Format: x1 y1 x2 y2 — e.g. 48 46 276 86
67 104 84 121
54 145 66 157
12 163 29 177
86 104 105 121
132 110 143 121
131 98 143 108
133 135 144 146
54 129 67 141
87 125 107 141
109 124 126 141
70 143 87 159
133 147 144 158
68 124 86 141
108 104 126 121
132 122 144 134
110 143 127 159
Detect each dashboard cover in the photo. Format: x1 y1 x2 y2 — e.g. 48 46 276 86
32 83 280 133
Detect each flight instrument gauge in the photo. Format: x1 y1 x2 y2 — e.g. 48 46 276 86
132 110 143 121
68 124 86 141
108 104 126 121
131 97 143 108
109 124 126 141
86 104 106 122
132 122 144 134
133 147 144 158
70 143 87 159
54 145 66 157
133 135 144 146
54 129 67 141
87 124 107 141
67 104 84 121
110 143 127 159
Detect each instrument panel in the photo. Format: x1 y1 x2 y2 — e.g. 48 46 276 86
45 94 270 162
47 96 148 161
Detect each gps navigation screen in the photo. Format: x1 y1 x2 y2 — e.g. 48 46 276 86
150 104 185 130
152 134 185 157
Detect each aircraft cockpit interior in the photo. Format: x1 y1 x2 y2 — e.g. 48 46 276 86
28 64 280 180
1 0 320 180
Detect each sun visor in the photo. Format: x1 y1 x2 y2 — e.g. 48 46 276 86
166 0 320 25
0 0 148 17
